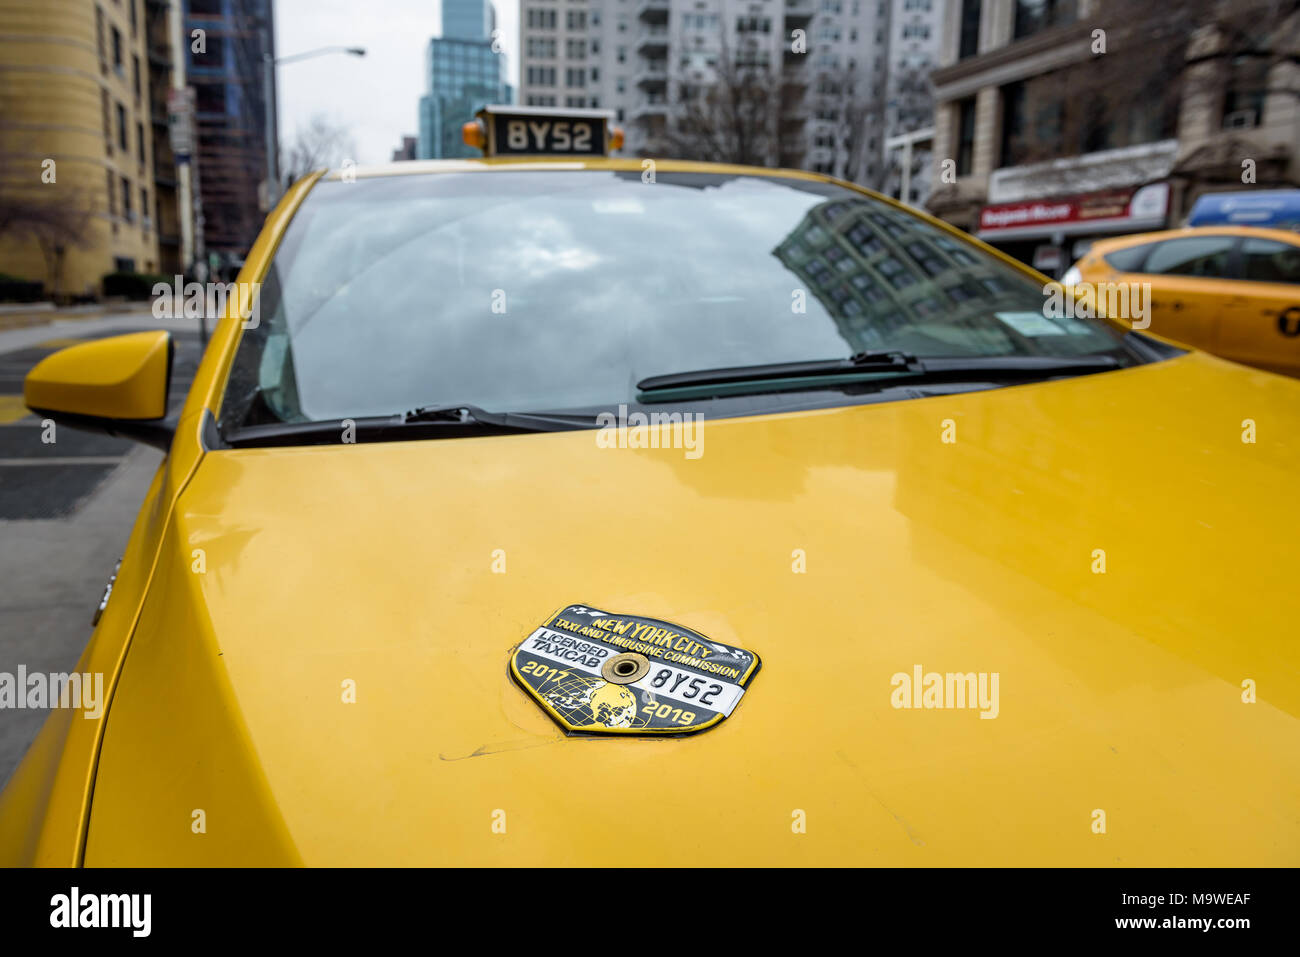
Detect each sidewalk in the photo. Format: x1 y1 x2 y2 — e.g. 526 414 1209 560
0 301 162 333
0 307 202 354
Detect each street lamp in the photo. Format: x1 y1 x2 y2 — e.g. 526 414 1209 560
264 46 366 207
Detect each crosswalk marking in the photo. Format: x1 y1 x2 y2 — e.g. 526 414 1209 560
0 395 30 424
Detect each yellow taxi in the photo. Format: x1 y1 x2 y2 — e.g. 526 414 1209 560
1063 225 1300 377
2 107 1297 866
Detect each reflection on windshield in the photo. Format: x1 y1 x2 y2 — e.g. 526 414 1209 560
220 170 1133 429
773 200 1072 357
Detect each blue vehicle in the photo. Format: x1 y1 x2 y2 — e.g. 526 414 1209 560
1187 189 1300 229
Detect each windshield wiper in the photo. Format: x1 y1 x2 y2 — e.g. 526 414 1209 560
636 350 918 393
636 352 1124 401
404 404 594 431
222 403 591 448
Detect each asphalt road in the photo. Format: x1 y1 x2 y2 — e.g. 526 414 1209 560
0 311 203 789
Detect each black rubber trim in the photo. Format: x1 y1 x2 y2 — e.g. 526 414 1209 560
27 408 176 453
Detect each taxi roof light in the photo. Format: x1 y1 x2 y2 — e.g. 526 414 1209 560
462 120 486 150
469 105 619 158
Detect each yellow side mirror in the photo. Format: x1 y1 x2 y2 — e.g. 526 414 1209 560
24 330 174 449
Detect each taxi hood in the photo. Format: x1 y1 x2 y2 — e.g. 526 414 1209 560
85 352 1300 865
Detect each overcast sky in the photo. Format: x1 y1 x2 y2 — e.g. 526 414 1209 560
274 0 520 165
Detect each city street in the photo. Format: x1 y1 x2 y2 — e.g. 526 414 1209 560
0 0 1297 913
0 310 201 788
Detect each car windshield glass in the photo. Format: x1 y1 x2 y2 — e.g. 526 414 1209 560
220 169 1143 428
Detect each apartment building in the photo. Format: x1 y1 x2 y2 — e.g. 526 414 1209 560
519 0 593 109
0 0 162 298
800 0 892 180
928 0 1300 274
520 0 941 186
880 0 943 205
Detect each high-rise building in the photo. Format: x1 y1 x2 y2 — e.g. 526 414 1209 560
144 0 186 276
520 0 934 184
0 0 163 297
417 0 512 159
444 0 493 40
184 0 276 266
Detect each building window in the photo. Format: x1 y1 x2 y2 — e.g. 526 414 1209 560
137 121 146 164
132 54 141 101
998 79 1064 166
196 83 226 113
106 169 116 216
96 5 106 72
1013 0 1077 41
140 186 149 229
959 0 981 58
116 102 128 150
193 35 225 68
955 97 976 175
1222 54 1269 128
101 88 112 150
526 9 557 29
121 176 132 222
111 26 123 74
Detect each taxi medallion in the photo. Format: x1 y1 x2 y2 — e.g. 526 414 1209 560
510 604 760 735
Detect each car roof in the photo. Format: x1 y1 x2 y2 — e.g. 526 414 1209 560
1089 224 1300 252
314 156 844 185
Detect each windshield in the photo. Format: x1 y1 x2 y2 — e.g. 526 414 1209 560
219 169 1144 431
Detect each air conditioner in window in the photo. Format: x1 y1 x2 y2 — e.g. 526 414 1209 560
1223 109 1258 129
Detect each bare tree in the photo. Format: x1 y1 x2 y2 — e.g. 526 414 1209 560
1101 0 1300 101
280 113 358 186
1002 0 1299 173
646 25 783 166
0 186 96 301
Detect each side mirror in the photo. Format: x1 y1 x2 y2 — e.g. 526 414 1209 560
24 330 174 450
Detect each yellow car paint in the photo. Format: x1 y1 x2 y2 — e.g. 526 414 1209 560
0 171 323 867
76 349 1300 866
24 330 171 421
1072 226 1300 377
2 159 1297 866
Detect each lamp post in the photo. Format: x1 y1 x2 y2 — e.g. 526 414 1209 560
263 45 366 208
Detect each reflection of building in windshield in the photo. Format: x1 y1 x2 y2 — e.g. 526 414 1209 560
772 200 1035 354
